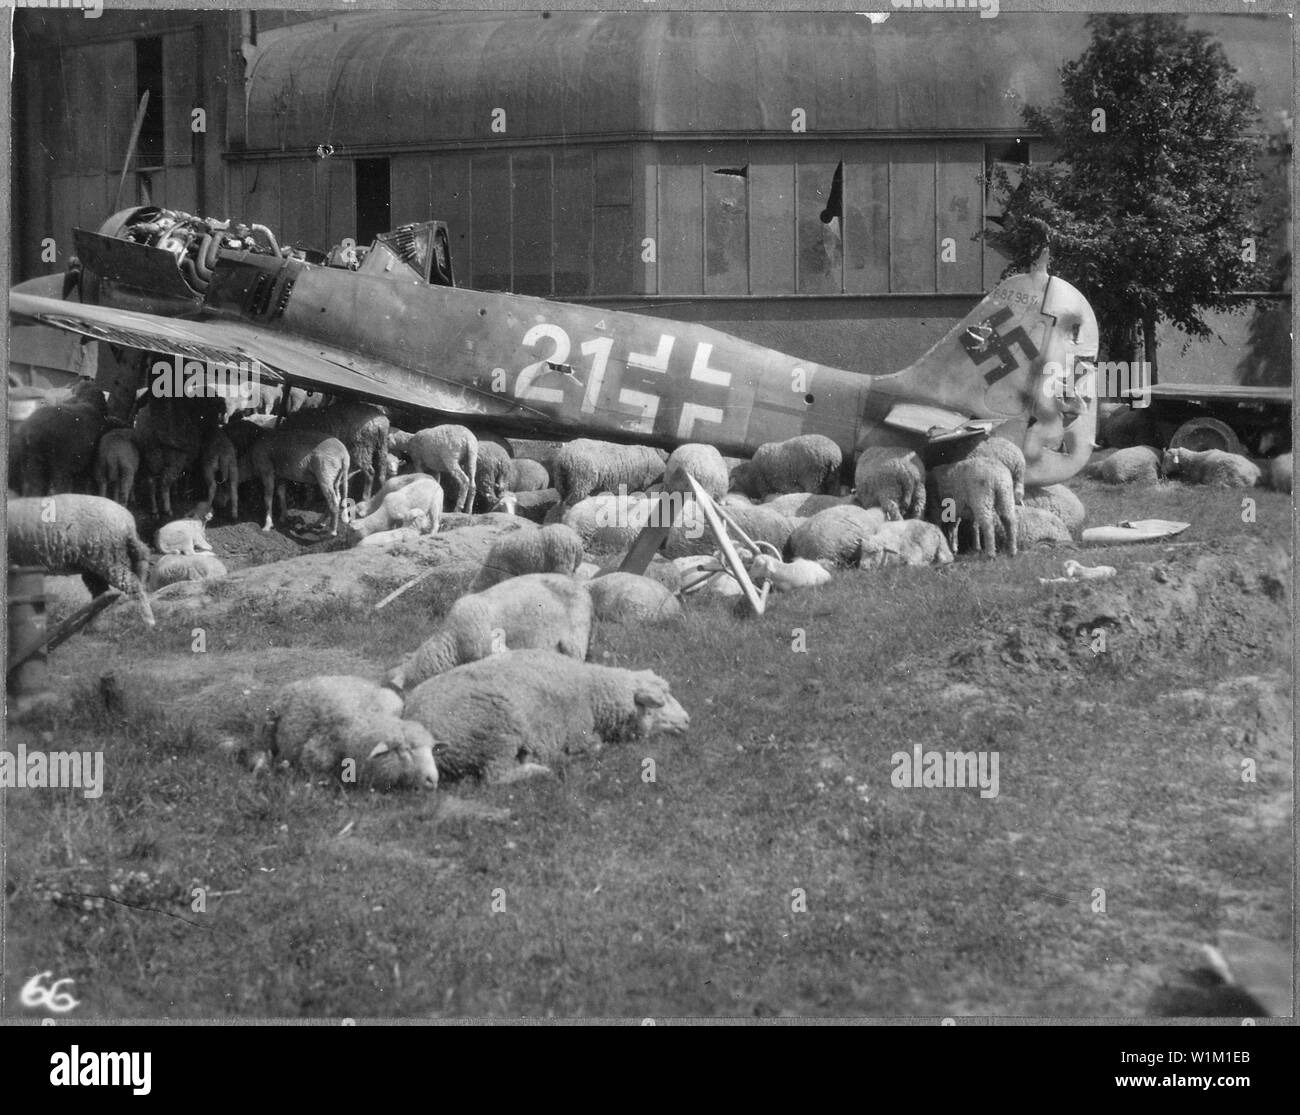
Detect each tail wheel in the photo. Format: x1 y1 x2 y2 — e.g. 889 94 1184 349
1168 417 1244 456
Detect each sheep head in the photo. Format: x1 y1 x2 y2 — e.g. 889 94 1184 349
631 673 690 738
366 722 439 791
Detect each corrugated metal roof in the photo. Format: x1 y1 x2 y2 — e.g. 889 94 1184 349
243 10 1092 153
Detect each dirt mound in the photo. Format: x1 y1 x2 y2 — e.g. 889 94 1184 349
204 522 306 569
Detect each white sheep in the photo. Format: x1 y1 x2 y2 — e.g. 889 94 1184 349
344 475 443 543
1004 506 1071 547
853 448 926 519
248 428 351 535
968 436 1026 503
148 552 228 590
1022 484 1085 533
930 457 1017 557
552 439 668 508
468 522 585 591
407 424 478 513
1162 447 1262 488
674 556 745 597
1266 453 1292 494
92 427 140 508
402 649 689 783
662 502 796 559
748 554 832 591
506 457 550 492
386 573 593 692
859 518 954 567
554 491 656 549
788 504 886 566
595 555 684 595
281 400 390 503
1091 445 1161 485
155 506 214 555
729 434 843 500
258 676 438 791
664 443 729 502
7 494 154 626
585 572 684 623
762 492 852 518
720 492 755 508
473 440 512 512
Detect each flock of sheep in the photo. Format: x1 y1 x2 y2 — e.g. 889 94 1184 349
5 381 1291 790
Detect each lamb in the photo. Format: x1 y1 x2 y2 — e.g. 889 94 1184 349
472 440 512 512
468 522 585 591
1266 453 1292 494
1090 445 1161 485
762 492 851 518
967 436 1026 503
344 475 444 543
386 573 593 692
584 572 684 623
748 554 832 591
728 434 842 500
387 429 413 457
402 649 689 783
551 438 668 508
92 427 140 507
281 400 390 503
929 457 1017 557
199 428 240 520
155 505 214 555
406 424 478 513
788 505 886 566
248 428 351 535
506 457 550 492
258 677 438 791
663 443 729 502
1003 506 1071 547
1162 447 1262 489
853 448 926 519
7 494 154 626
148 552 228 590
858 518 954 567
1022 484 1085 533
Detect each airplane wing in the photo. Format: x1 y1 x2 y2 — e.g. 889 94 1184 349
882 402 995 444
8 291 525 417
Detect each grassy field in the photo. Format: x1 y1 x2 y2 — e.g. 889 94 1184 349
2 478 1292 1019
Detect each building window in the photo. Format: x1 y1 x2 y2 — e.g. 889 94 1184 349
355 158 392 247
134 37 165 170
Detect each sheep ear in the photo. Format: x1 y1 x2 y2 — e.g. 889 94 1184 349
367 741 391 759
634 677 667 708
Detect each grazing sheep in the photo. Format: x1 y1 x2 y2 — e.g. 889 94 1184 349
92 427 140 507
1266 453 1292 494
10 384 110 496
155 506 214 555
259 677 438 791
473 440 512 512
729 434 842 500
148 552 228 590
551 438 668 508
282 400 390 503
468 522 585 591
387 428 413 457
344 475 443 543
930 457 1017 557
1003 506 1071 547
1091 445 1161 485
853 448 926 520
249 428 351 535
748 554 832 591
1022 484 1085 533
407 424 478 513
859 518 954 567
403 649 689 783
7 494 154 626
199 428 240 520
1162 447 1262 489
763 492 852 518
585 572 684 623
387 573 593 692
506 456 550 493
662 502 797 559
664 443 730 502
789 505 887 566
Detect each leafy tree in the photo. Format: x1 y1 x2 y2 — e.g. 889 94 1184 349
983 14 1268 374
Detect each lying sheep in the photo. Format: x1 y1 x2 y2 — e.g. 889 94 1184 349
555 491 655 548
676 557 745 597
930 458 1017 557
762 492 851 518
387 573 593 692
156 506 214 556
789 505 886 566
199 429 240 520
506 457 550 493
552 438 668 508
248 428 351 535
730 434 842 500
595 555 684 595
407 424 478 513
344 475 443 543
259 677 438 791
662 502 796 559
968 436 1026 504
1267 453 1292 494
1000 506 1071 547
664 443 729 502
402 649 689 783
1162 447 1261 488
853 448 926 520
473 440 512 512
92 427 140 508
748 554 832 591
585 572 684 623
1022 484 1085 533
7 494 154 626
148 552 229 590
859 518 954 567
1090 445 1161 485
469 522 584 591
